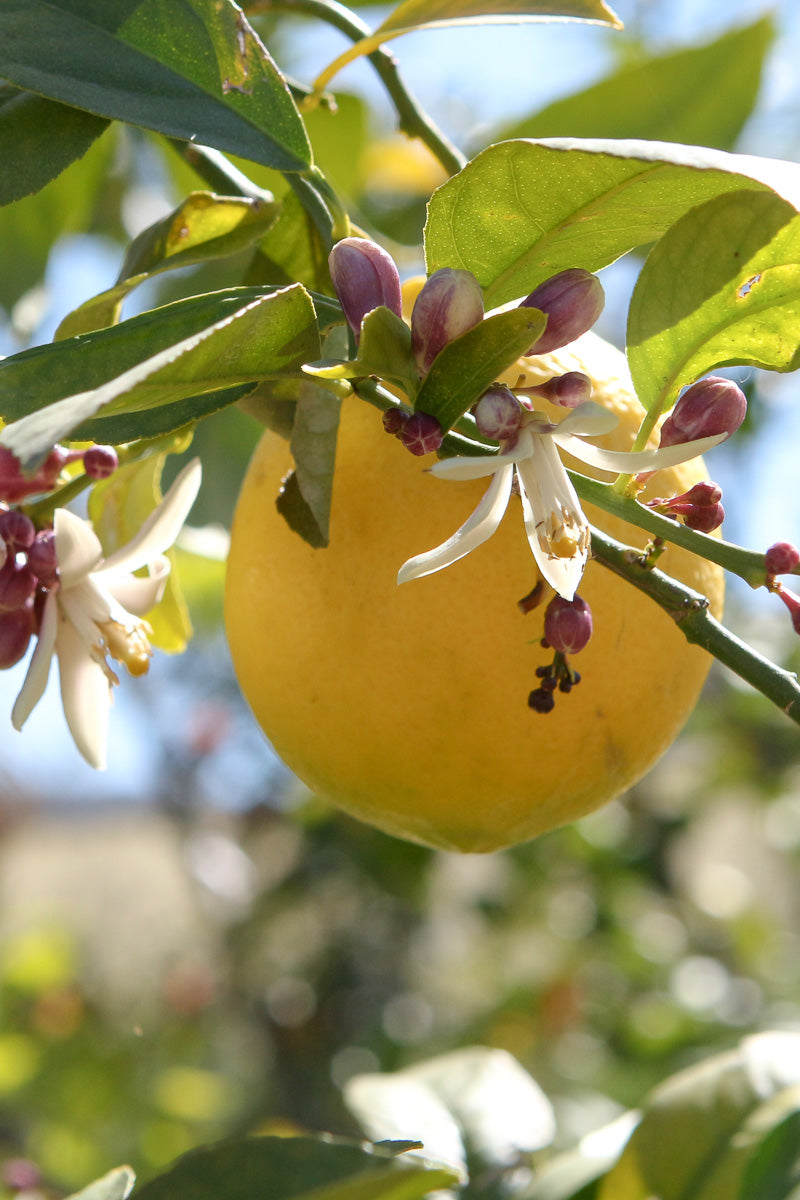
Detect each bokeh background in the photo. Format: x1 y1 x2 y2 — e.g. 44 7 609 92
0 0 800 1190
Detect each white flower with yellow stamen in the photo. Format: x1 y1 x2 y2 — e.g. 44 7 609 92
398 402 724 600
12 459 201 769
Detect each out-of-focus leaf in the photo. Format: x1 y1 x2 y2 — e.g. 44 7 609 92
345 1073 468 1179
0 286 320 467
739 1104 800 1200
524 1112 639 1200
66 1167 135 1200
89 449 194 654
0 88 109 205
293 1164 458 1200
0 0 312 173
494 17 773 150
314 0 621 93
628 190 800 414
598 1031 800 1200
414 307 544 429
424 140 800 308
133 1134 458 1200
58 192 281 338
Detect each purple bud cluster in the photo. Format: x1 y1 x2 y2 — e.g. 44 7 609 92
763 541 800 637
528 593 592 712
382 408 443 456
647 481 725 532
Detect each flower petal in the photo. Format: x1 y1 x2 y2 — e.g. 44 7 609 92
398 464 514 584
555 401 619 438
105 558 170 616
516 436 589 600
553 430 726 473
56 617 111 770
429 431 536 482
54 508 104 588
11 590 58 731
97 458 201 577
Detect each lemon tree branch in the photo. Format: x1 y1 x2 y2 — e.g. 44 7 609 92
590 525 800 727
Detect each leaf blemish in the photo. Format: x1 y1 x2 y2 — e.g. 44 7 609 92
737 273 762 299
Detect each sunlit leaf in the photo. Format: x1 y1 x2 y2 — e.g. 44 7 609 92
493 17 774 150
65 1166 135 1200
739 1105 800 1200
628 190 800 414
305 307 417 398
425 140 800 309
0 0 312 172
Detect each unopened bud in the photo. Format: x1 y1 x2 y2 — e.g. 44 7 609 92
382 408 408 436
84 444 118 480
528 687 556 713
521 269 604 355
0 509 35 549
766 542 800 576
0 559 36 612
27 529 58 587
776 584 800 636
400 412 443 456
543 594 593 655
0 601 33 669
683 502 725 532
411 268 484 374
0 445 67 503
474 386 521 441
328 237 403 340
519 371 592 409
660 377 747 448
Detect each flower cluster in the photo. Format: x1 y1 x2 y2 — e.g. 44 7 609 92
0 441 200 769
328 239 747 707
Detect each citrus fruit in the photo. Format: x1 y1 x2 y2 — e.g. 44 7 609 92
225 332 724 853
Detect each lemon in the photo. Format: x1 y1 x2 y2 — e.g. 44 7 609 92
225 332 723 853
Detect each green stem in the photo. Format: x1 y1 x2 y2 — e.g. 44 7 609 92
166 139 275 202
590 526 800 726
570 470 777 588
250 0 466 177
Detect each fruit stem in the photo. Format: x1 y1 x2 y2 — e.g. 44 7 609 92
590 526 800 728
569 469 783 590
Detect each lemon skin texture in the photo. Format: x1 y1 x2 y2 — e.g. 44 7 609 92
225 332 724 853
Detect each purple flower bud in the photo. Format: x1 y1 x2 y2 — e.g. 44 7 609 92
400 412 443 456
544 594 593 655
776 584 800 636
519 371 592 409
473 386 521 441
0 445 67 503
660 377 747 448
0 509 35 549
28 529 58 587
0 559 36 612
528 687 556 713
766 541 800 576
0 601 33 669
521 269 605 355
382 408 408 436
683 502 725 533
328 237 403 340
84 444 119 480
411 268 484 374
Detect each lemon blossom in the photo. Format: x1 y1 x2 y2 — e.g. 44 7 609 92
398 402 724 600
12 459 202 769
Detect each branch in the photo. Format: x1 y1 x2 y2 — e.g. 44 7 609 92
589 525 800 726
248 0 467 177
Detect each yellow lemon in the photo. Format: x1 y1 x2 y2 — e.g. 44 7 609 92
225 332 723 852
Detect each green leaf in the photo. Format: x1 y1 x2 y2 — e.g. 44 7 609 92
313 0 621 92
66 1166 135 1200
739 1105 800 1200
414 307 545 429
524 1113 638 1200
493 17 774 150
88 448 195 655
57 191 281 338
627 189 800 414
597 1031 800 1200
0 87 108 205
288 380 342 548
132 1133 458 1200
0 286 320 467
253 188 334 294
0 0 312 173
305 307 418 398
424 140 800 309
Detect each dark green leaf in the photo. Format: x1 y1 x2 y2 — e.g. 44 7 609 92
289 380 342 547
0 0 312 172
133 1134 457 1200
414 307 545 429
739 1107 800 1200
493 17 774 150
0 87 108 205
628 190 800 414
424 140 800 309
77 384 256 447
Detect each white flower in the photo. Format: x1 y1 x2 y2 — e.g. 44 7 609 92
12 459 202 769
398 403 724 600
